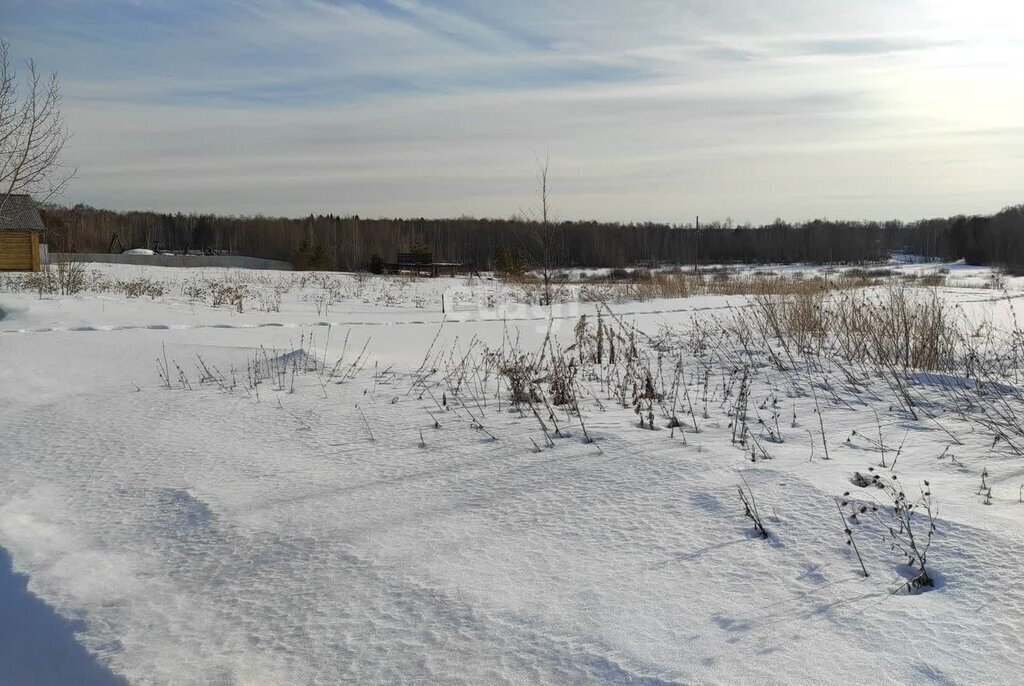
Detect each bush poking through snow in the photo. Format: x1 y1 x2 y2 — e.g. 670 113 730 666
737 474 769 539
119 277 165 299
210 283 246 312
497 354 541 405
844 468 937 593
835 497 870 577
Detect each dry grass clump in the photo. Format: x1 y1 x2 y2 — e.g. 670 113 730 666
578 270 876 303
852 287 953 371
844 267 896 279
752 289 829 353
750 284 958 371
182 279 247 310
899 272 946 288
502 264 960 306
118 277 165 299
495 353 541 404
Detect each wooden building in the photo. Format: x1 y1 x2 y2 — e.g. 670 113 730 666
383 251 474 277
0 194 43 272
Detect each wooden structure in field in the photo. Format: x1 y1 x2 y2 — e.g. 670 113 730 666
384 251 474 277
0 194 43 272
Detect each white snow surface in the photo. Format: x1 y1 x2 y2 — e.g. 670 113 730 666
1 263 1024 684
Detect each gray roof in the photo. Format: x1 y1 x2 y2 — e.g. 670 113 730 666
0 194 45 231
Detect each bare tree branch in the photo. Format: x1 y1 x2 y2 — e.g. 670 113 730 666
516 152 557 305
0 39 76 214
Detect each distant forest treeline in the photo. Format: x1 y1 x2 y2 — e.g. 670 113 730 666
39 203 1024 270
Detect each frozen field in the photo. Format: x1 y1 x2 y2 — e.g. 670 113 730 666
2 262 1024 684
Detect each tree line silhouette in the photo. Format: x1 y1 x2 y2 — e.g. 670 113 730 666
39 203 1024 271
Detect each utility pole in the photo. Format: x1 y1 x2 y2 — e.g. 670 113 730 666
694 215 700 275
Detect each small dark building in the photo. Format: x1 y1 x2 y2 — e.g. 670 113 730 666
0 194 43 272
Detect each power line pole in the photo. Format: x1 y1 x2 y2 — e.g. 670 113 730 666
694 215 700 275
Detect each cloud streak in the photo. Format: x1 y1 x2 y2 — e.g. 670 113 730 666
3 0 1023 222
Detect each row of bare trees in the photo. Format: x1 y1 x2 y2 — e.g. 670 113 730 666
37 202 1024 271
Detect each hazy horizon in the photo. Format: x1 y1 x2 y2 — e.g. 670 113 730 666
5 0 1023 224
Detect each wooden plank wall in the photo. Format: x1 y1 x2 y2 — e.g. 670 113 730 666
0 231 38 271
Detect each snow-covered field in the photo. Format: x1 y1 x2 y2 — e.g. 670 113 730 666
3 262 1024 684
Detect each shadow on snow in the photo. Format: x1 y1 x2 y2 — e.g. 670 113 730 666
0 546 126 685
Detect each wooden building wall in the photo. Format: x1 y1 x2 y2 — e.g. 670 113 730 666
0 231 41 271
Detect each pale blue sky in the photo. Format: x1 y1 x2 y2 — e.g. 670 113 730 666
3 0 1023 222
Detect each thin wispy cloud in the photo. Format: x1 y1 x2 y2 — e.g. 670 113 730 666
3 0 1022 221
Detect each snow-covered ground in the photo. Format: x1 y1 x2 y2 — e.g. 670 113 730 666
2 262 1024 684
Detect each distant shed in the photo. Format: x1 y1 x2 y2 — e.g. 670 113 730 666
0 194 43 272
